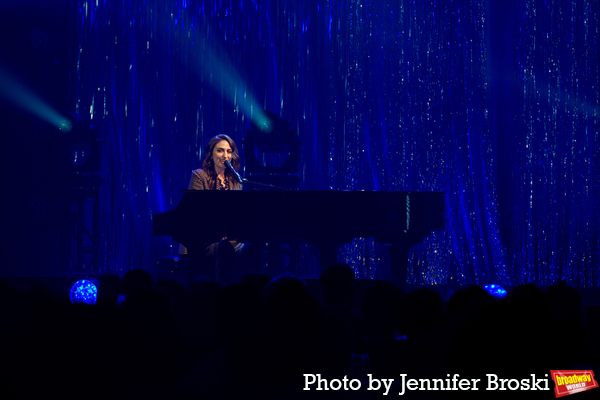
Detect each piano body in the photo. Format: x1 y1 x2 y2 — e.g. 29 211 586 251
153 190 445 286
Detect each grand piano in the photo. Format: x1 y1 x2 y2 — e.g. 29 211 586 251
153 190 445 286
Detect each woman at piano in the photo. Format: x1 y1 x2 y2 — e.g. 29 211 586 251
188 134 243 191
181 134 245 283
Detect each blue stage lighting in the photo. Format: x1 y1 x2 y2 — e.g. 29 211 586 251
483 284 507 298
70 279 98 304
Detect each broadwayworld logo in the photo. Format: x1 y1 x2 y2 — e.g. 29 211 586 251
551 370 599 398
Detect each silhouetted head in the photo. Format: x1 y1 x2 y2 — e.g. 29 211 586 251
263 275 308 304
546 281 585 328
154 279 189 321
262 276 322 386
445 285 494 317
403 288 442 339
97 272 124 306
240 272 272 293
361 280 403 340
122 269 153 295
510 283 546 316
319 263 356 308
188 279 223 316
120 286 173 326
263 276 321 332
216 283 262 342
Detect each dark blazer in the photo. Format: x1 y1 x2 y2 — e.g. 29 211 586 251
189 168 242 191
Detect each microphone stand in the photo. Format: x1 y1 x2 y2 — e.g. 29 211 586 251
238 177 291 191
224 160 291 190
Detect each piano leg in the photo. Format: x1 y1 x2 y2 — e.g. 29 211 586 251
388 242 410 291
186 243 217 283
187 241 256 285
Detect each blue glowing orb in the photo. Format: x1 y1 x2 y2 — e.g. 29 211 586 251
483 284 507 298
70 279 98 304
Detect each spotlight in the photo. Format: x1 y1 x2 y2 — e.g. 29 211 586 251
57 117 72 132
244 110 302 189
251 111 273 134
70 279 99 304
483 284 507 298
50 111 102 172
55 111 97 145
245 110 301 171
249 110 294 144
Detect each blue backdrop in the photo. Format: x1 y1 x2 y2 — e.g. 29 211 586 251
71 0 599 287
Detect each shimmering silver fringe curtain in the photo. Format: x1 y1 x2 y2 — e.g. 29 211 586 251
74 0 599 287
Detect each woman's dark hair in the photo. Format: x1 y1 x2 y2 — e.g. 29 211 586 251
201 134 241 189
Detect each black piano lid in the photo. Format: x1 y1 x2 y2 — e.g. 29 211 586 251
153 190 445 245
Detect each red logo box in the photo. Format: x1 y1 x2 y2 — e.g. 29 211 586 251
551 370 599 398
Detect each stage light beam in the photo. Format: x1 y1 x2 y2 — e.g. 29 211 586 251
0 64 72 131
184 18 268 131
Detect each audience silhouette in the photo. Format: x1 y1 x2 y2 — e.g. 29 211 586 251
0 269 598 399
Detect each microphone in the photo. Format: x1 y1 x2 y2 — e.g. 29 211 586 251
223 160 243 184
